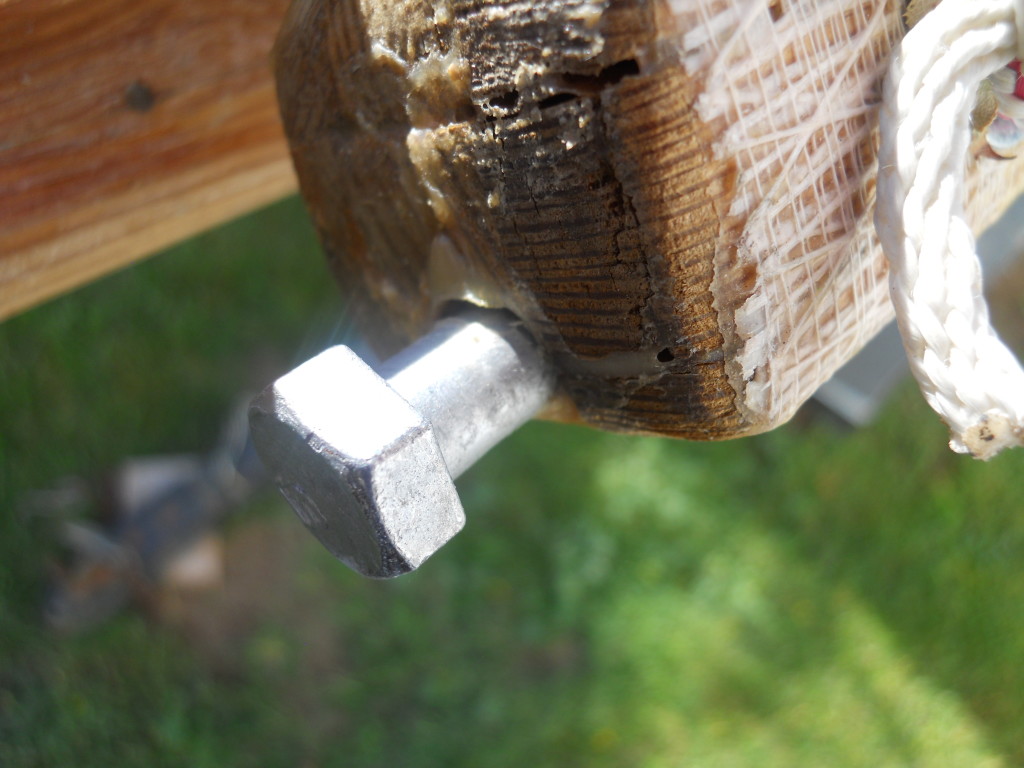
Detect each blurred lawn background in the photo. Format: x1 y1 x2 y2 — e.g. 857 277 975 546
2 197 1024 767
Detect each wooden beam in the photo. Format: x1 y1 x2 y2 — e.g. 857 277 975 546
0 0 297 320
277 0 1024 439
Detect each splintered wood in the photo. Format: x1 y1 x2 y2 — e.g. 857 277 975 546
0 0 296 320
278 0 1024 439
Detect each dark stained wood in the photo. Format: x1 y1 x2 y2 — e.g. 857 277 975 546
276 0 746 438
0 0 297 319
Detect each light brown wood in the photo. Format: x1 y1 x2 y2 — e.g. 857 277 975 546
0 0 297 319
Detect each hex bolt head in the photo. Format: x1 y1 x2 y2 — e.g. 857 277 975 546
249 309 555 579
249 346 465 578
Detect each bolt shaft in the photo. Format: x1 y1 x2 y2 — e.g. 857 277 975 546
380 310 555 478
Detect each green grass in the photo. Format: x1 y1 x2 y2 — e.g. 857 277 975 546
3 197 1024 766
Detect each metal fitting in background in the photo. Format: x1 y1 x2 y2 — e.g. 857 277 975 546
248 309 555 578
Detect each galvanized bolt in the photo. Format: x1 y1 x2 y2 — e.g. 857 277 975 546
248 309 555 578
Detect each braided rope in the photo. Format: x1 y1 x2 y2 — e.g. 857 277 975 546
875 0 1024 459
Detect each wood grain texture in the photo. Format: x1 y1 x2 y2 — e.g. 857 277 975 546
0 0 297 319
277 0 743 438
276 0 1024 439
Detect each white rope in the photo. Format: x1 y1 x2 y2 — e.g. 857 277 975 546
875 0 1024 459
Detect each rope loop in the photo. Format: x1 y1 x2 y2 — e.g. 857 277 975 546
875 0 1024 459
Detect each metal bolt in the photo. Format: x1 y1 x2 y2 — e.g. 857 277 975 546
248 309 555 578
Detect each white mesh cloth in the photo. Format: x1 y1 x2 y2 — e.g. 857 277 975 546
672 0 904 430
667 0 1024 450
